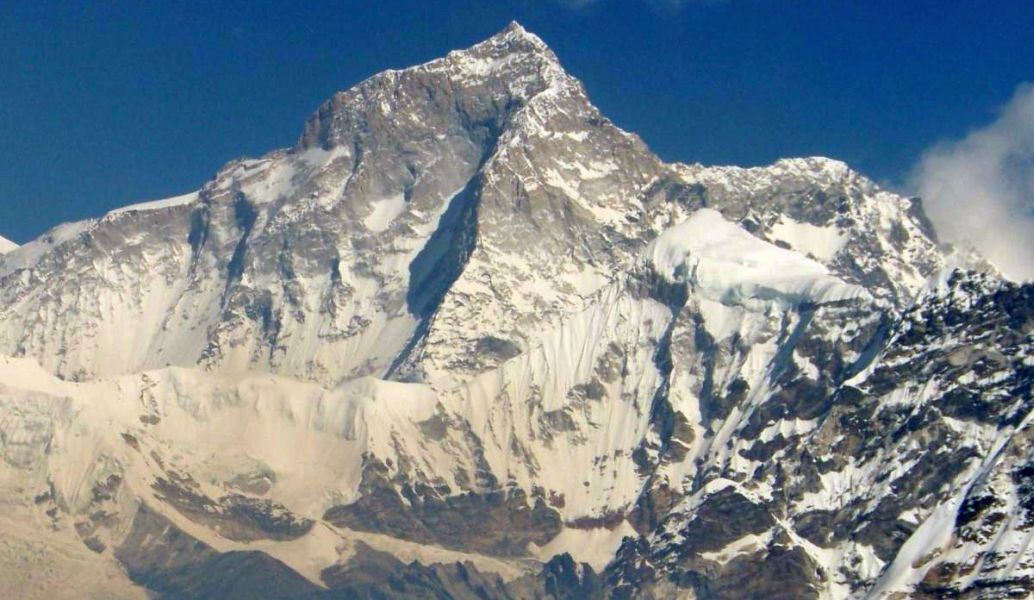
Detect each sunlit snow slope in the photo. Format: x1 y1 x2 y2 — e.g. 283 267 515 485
0 235 16 255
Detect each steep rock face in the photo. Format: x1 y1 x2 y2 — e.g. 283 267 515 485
115 505 321 600
0 23 667 388
0 22 1030 600
603 271 1033 598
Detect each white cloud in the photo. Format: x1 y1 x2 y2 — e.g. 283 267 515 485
909 83 1034 281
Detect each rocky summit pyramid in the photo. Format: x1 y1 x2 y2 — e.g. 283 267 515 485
0 22 1030 599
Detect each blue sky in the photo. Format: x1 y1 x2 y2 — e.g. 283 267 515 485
2 0 1033 251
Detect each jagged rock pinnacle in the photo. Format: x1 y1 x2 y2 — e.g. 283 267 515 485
297 23 564 151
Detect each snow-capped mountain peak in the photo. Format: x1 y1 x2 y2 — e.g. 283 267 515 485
0 24 1028 600
297 21 568 153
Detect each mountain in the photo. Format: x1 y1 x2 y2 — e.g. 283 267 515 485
0 235 16 255
0 22 1030 600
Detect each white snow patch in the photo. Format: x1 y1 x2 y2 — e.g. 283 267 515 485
648 209 868 310
698 531 773 564
534 522 638 571
363 194 407 232
769 217 847 262
106 191 199 216
0 236 17 255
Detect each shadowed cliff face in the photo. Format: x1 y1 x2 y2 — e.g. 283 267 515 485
0 22 1029 600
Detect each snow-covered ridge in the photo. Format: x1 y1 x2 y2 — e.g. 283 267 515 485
352 21 560 92
0 219 95 277
670 156 950 303
0 193 197 276
674 156 856 193
105 191 199 216
648 208 869 309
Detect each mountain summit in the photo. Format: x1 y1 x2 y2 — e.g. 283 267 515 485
0 24 1030 600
